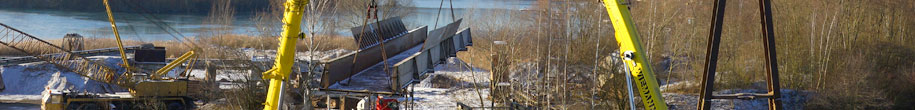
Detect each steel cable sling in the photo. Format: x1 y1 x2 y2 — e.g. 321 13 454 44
346 0 392 85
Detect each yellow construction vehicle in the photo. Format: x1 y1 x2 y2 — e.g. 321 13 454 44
1 22 197 109
36 0 201 109
601 0 669 109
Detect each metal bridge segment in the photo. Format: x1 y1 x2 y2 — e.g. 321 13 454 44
319 18 470 94
1 45 146 66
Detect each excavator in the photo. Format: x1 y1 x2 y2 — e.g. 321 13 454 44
0 0 200 109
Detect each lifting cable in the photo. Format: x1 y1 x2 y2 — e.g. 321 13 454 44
117 12 143 42
432 0 457 28
118 0 198 48
117 0 214 78
424 0 456 51
346 0 390 85
448 0 456 21
369 0 392 82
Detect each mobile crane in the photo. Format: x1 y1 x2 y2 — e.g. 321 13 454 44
0 0 203 109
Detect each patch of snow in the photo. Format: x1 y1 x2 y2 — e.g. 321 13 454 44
0 56 125 95
0 95 42 104
243 48 353 62
0 56 127 103
185 69 253 82
660 81 698 92
663 89 810 110
411 57 492 109
430 58 490 84
410 86 492 109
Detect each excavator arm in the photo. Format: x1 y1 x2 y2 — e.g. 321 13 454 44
601 0 669 109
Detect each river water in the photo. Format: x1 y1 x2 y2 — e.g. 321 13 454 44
0 0 532 41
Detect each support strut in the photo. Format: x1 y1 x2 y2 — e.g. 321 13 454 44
696 0 782 109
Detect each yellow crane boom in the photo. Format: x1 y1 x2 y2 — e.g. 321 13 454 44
602 0 669 109
154 51 197 79
102 0 132 70
262 0 308 110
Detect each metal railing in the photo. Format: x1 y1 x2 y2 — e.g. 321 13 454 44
350 17 408 49
390 27 472 93
319 26 429 88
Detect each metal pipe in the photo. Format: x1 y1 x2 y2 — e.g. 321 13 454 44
621 51 637 110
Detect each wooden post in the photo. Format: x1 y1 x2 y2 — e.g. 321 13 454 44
326 95 332 109
341 94 347 110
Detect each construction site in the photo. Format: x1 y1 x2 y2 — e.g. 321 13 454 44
1 0 914 110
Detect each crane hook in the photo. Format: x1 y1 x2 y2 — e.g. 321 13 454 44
367 0 378 19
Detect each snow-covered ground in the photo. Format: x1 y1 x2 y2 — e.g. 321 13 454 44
243 48 353 62
0 56 126 103
663 89 810 110
410 57 493 109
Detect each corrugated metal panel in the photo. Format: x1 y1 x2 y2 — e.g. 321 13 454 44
350 17 409 49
